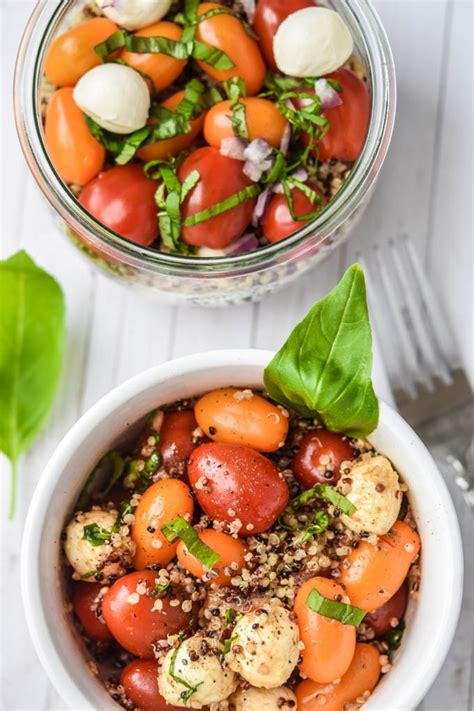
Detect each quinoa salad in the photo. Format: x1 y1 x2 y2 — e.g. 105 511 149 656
62 390 420 711
41 0 370 256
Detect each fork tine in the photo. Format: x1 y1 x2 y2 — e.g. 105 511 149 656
360 247 419 398
388 238 440 391
403 235 456 378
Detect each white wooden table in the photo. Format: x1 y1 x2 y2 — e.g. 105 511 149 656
0 1 472 709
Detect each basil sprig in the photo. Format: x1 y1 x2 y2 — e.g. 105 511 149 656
306 588 366 626
264 265 379 438
224 77 248 140
162 516 220 569
0 251 65 518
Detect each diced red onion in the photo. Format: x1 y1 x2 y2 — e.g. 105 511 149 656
226 232 259 254
197 247 227 257
252 187 271 226
279 123 291 155
315 78 343 109
220 136 247 160
243 138 273 164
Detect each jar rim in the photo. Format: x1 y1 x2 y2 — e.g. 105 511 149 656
14 0 396 275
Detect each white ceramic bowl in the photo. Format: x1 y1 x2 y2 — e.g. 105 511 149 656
22 350 463 711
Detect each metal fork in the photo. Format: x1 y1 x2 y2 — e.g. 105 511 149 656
359 234 474 506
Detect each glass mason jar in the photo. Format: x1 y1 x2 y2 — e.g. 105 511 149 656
14 0 395 307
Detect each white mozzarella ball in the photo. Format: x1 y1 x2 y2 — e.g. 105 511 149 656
229 686 297 711
337 455 402 535
273 7 354 77
96 0 173 31
228 605 299 688
159 636 237 708
64 508 134 582
73 64 150 134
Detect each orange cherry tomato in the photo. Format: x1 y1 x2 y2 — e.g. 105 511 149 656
339 520 421 612
294 577 356 683
253 0 316 69
72 583 112 642
137 90 205 163
131 479 194 569
262 185 326 244
177 529 247 585
196 3 266 95
204 98 288 148
194 388 289 452
121 660 182 711
44 17 118 87
295 643 381 711
121 22 186 93
45 88 105 185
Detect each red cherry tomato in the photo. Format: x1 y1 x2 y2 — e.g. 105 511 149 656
178 147 256 249
364 581 409 636
298 69 370 162
188 442 289 536
253 0 316 68
102 571 194 658
159 410 201 469
263 185 326 244
79 165 159 246
72 583 112 642
120 660 182 711
292 428 356 487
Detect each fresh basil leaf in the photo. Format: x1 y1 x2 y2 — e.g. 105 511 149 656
162 516 220 568
183 184 261 226
0 251 65 518
221 634 238 658
384 621 405 654
115 126 153 164
264 264 379 438
83 115 123 154
306 588 366 626
152 582 170 596
176 79 208 120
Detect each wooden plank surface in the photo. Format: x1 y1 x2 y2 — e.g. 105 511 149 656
0 1 472 709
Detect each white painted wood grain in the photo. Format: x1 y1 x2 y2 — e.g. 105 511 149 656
0 1 472 709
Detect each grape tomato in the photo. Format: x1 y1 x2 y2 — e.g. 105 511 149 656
194 387 289 452
292 428 355 487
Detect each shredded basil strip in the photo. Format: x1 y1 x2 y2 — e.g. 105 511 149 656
286 483 356 516
384 621 405 653
306 588 366 626
94 28 128 60
224 608 237 625
82 523 113 547
162 516 220 568
281 177 324 223
83 115 122 154
222 635 238 658
224 77 248 140
183 184 261 226
169 636 203 701
152 582 170 596
191 40 234 69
